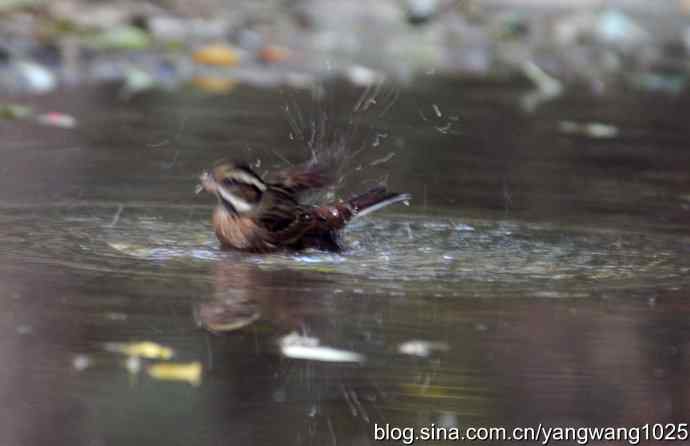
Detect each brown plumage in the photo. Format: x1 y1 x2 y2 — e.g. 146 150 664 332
198 162 410 252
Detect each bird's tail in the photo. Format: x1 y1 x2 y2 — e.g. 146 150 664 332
348 186 412 219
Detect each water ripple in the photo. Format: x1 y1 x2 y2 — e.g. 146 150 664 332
1 206 687 298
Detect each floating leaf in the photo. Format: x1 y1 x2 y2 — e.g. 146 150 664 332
148 361 202 386
104 341 174 360
36 112 77 129
279 332 364 363
398 339 450 357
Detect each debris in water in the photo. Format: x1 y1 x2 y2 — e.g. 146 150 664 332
72 354 91 371
279 332 365 363
398 339 450 357
125 355 141 375
432 104 442 118
147 361 202 386
36 112 77 129
520 61 563 112
104 341 174 360
558 121 619 139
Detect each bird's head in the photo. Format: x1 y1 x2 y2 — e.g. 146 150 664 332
198 162 266 214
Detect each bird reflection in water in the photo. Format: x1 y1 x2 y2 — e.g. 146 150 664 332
193 259 389 444
194 259 315 334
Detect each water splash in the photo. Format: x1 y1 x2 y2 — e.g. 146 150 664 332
2 206 687 300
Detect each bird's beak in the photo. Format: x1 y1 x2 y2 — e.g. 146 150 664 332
196 171 212 195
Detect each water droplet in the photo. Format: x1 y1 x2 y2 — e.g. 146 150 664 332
73 354 91 371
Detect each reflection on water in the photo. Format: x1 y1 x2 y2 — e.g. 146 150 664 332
0 80 689 444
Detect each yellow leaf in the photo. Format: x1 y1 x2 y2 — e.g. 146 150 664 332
148 361 202 386
105 341 174 360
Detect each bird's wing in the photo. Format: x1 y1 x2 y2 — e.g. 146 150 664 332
257 186 301 233
270 163 333 193
268 207 318 246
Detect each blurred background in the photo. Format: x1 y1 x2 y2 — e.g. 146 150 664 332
2 0 690 94
1 1 690 446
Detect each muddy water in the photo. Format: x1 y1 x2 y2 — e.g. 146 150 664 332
1 79 689 445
